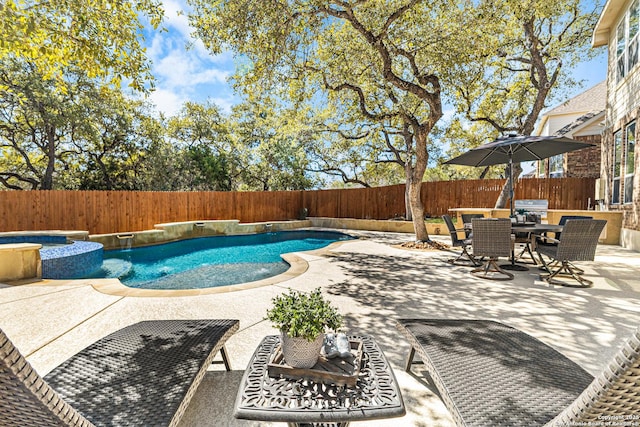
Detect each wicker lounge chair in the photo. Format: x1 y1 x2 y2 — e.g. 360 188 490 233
396 319 640 427
442 214 479 266
470 218 514 280
0 319 239 426
536 219 606 287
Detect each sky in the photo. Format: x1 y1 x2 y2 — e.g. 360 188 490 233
145 0 609 118
144 0 238 116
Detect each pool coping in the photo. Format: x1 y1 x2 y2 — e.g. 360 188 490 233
88 239 353 297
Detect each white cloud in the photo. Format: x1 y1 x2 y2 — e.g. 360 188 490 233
143 0 239 116
162 0 192 39
207 96 236 114
149 88 188 116
154 48 229 89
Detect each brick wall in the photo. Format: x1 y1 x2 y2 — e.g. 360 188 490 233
566 135 602 178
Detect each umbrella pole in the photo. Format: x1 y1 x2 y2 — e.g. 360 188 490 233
509 157 514 218
502 156 529 272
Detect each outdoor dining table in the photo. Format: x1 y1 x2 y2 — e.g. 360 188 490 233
463 221 563 236
464 222 564 271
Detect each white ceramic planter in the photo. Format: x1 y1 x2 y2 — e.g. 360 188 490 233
280 332 324 368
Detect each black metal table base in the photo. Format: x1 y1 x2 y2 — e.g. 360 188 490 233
501 263 529 271
290 422 349 427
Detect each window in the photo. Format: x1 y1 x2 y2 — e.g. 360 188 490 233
618 18 627 81
538 159 546 177
617 0 640 82
612 130 622 204
630 2 640 71
625 122 636 203
549 154 563 178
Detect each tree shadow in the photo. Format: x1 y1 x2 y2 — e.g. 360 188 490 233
323 249 640 375
43 320 237 426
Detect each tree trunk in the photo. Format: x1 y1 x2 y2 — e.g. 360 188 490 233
404 165 413 221
41 126 57 190
409 130 430 241
408 178 428 241
494 163 523 211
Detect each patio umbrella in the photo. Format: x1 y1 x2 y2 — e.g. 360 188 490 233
444 134 595 216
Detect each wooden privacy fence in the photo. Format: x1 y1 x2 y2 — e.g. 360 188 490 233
0 178 595 234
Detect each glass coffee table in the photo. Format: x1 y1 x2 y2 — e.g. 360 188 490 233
234 334 405 427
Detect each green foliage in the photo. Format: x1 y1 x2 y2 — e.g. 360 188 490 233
0 0 164 92
186 0 493 239
447 0 602 137
0 57 165 190
266 288 343 341
0 0 602 196
0 58 83 189
185 145 232 190
230 101 317 190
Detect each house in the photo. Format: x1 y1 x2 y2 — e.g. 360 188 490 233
593 0 640 250
533 81 606 179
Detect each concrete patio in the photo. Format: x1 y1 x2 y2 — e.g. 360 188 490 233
1 229 639 426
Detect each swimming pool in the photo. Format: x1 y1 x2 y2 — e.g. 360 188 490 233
88 230 352 290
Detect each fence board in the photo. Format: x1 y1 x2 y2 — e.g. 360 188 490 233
0 177 595 234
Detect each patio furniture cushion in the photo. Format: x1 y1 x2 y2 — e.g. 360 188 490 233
396 319 640 426
460 214 484 238
1 319 239 427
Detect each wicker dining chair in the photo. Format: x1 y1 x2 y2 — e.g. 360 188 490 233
442 214 479 266
555 215 593 240
397 318 640 427
470 218 514 280
535 215 595 273
460 214 484 238
536 219 606 287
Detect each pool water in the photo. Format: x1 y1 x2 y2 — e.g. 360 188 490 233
88 230 352 290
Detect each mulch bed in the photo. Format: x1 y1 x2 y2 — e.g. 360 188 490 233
399 240 450 251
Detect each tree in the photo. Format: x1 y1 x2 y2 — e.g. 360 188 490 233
0 57 164 190
230 101 316 191
72 91 164 190
166 101 237 190
303 105 408 189
0 59 79 189
449 0 602 208
187 0 489 241
0 0 164 92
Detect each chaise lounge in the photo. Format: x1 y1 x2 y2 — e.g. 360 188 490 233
396 318 640 426
0 319 239 426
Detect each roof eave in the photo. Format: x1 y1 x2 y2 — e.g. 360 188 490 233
559 111 606 137
592 0 625 48
592 30 609 47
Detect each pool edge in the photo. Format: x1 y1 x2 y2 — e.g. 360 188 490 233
88 239 352 297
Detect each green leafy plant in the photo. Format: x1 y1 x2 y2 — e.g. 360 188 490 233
266 288 343 341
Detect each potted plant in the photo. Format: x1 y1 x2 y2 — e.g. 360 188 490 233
266 287 343 368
